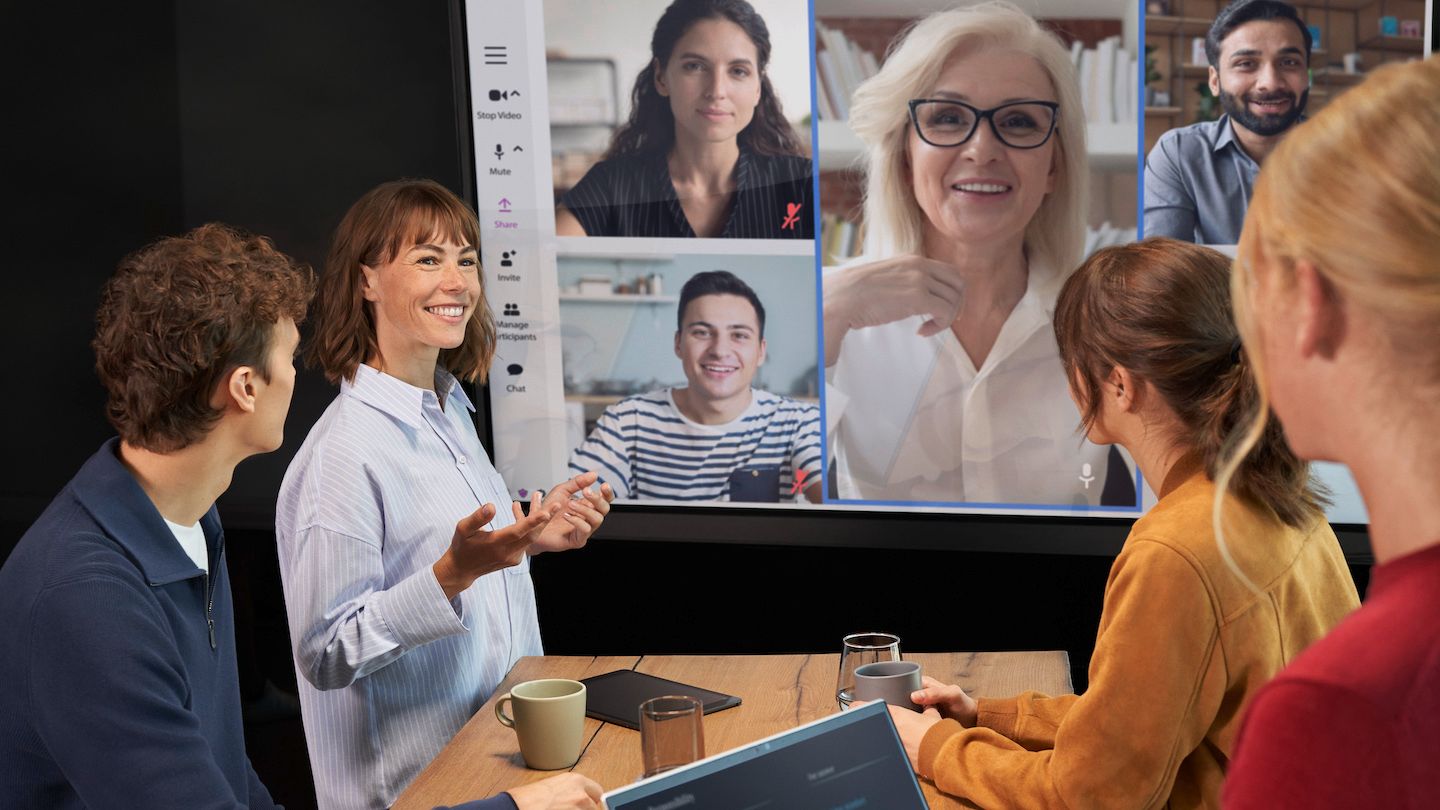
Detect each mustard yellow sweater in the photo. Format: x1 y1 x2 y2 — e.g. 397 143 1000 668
917 456 1359 809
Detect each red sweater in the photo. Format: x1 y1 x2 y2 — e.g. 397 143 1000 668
1224 543 1440 809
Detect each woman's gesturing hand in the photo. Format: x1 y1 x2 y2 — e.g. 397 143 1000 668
433 501 559 599
822 255 964 366
528 470 616 554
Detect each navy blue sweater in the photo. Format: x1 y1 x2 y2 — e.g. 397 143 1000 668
0 441 519 810
0 440 279 809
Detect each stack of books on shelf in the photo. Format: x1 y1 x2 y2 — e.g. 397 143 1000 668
820 213 866 266
815 24 1139 127
1070 35 1138 125
814 24 881 121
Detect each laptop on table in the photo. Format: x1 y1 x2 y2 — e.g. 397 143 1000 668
604 700 929 810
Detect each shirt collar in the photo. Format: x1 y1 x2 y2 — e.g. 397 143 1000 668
732 145 756 191
343 363 475 431
71 438 220 585
653 143 756 202
1211 113 1307 159
1211 114 1241 155
1028 253 1065 314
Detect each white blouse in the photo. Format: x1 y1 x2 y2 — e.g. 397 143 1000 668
826 259 1113 507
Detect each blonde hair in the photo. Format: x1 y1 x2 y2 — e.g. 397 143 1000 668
1217 56 1440 586
847 1 1088 280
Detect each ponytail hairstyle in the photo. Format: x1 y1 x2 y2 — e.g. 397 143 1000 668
1054 237 1327 528
604 0 806 160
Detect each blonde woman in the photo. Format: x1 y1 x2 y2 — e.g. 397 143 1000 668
870 239 1357 808
1222 56 1440 807
822 2 1111 505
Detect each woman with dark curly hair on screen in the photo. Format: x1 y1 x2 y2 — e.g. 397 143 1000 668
555 0 811 239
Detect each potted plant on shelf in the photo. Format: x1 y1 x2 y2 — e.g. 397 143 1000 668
1194 81 1221 122
1145 44 1163 107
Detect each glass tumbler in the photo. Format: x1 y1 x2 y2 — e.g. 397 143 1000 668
639 695 705 778
836 632 902 709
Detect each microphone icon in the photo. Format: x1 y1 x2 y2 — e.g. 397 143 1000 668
494 143 504 160
1079 462 1095 489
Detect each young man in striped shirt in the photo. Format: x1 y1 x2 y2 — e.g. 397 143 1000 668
570 270 822 503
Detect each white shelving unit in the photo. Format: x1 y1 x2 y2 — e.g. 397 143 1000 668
817 120 1138 171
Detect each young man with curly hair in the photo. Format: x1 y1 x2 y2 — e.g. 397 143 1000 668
0 224 604 810
0 224 313 808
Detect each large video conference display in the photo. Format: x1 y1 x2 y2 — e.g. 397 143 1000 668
461 0 1368 524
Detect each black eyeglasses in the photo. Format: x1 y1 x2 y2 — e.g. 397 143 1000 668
907 99 1060 149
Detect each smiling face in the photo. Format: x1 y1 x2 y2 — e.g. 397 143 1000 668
655 17 763 148
1210 19 1310 137
907 46 1058 249
674 293 766 408
360 237 481 383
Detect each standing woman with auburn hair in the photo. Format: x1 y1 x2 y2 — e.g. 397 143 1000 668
555 0 811 239
1222 56 1440 808
876 238 1357 809
276 180 612 810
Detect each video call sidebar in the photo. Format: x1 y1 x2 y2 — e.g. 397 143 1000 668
466 0 573 498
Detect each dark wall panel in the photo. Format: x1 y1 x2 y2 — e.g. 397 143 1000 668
171 0 469 529
1 1 185 551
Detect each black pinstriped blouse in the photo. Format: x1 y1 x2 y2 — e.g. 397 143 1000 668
559 147 814 239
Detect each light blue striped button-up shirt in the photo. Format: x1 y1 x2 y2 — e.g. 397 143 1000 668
276 364 541 810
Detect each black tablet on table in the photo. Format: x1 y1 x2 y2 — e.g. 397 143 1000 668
581 669 742 730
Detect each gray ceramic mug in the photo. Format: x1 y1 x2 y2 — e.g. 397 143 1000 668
853 660 923 712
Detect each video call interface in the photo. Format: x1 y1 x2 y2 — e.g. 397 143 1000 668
463 0 1370 523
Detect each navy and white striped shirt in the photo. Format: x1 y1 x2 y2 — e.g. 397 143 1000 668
276 364 540 810
560 146 814 239
568 388 822 501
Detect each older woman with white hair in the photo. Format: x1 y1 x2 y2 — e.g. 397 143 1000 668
823 2 1111 505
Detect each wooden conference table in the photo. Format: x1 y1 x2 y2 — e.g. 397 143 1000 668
394 652 1072 809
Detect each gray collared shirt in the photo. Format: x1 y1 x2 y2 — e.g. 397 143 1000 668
1143 114 1260 245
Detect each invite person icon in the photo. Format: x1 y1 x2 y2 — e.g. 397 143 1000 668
554 0 813 239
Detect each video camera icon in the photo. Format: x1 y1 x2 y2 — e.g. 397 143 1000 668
488 89 522 101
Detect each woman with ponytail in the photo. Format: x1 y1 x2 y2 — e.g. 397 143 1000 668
555 0 810 239
877 237 1357 809
1222 56 1440 808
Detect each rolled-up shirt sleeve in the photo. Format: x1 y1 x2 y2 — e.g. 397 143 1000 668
283 524 467 691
